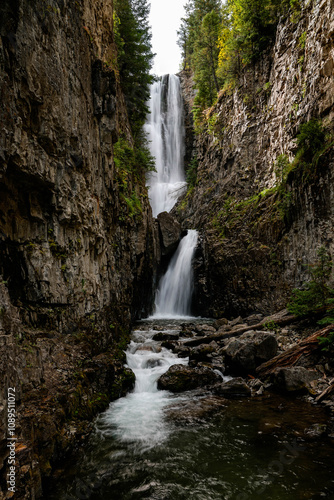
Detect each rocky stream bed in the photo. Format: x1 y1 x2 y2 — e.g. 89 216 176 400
44 312 334 499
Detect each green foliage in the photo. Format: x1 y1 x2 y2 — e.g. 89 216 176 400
115 0 154 138
207 112 218 134
113 137 155 220
285 118 332 182
276 119 332 183
217 0 289 85
178 0 222 109
133 135 156 172
287 247 334 317
179 0 290 120
296 119 326 164
299 31 307 50
193 9 222 107
263 320 280 332
263 81 272 93
317 332 334 353
113 137 155 180
123 193 142 218
212 187 279 238
48 239 67 266
274 154 291 184
186 156 199 188
290 0 301 22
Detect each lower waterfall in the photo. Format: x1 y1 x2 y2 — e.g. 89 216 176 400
153 229 198 318
94 326 188 449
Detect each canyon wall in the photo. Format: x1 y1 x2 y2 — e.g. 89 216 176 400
178 0 334 318
0 0 157 497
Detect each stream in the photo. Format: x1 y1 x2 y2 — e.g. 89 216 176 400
48 319 334 500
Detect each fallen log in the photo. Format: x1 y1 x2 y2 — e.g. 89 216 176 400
183 314 297 348
256 325 334 378
315 379 334 403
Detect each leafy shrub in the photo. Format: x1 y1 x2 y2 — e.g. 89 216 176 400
296 119 326 164
274 154 291 184
287 247 334 317
317 332 334 353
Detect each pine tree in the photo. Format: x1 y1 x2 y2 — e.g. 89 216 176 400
217 0 289 81
115 0 154 138
179 0 222 108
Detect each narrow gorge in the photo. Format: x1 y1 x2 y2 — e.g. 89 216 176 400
1 0 334 498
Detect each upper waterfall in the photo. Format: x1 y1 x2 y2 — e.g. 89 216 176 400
145 74 187 217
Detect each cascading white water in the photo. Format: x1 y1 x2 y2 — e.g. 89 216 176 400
154 229 198 318
96 328 187 448
94 77 198 453
145 74 187 217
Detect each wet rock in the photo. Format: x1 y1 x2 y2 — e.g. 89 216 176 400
157 212 181 256
145 359 163 369
271 367 318 393
131 481 159 497
194 324 216 335
304 423 327 439
166 395 228 423
136 345 153 352
161 340 178 351
157 364 221 392
224 331 278 374
152 331 180 341
213 378 251 398
210 358 226 373
173 345 191 358
248 378 265 392
189 343 216 363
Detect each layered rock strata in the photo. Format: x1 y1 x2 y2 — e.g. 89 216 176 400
0 0 157 497
178 0 334 317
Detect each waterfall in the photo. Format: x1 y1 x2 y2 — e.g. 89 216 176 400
145 74 187 217
154 229 198 318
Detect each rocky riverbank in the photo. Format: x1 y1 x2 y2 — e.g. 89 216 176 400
140 311 334 428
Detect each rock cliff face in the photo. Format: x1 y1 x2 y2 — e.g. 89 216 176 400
178 0 334 318
0 0 156 497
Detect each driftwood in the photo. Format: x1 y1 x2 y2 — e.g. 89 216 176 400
184 314 297 348
256 324 334 377
315 379 334 402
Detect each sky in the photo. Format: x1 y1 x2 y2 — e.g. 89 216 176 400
149 0 187 76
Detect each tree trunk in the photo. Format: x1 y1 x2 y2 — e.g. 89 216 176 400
256 325 334 377
209 45 220 93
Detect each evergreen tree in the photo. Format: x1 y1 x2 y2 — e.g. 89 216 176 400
288 247 334 317
178 0 222 108
115 0 154 139
178 0 291 115
217 0 289 80
179 0 222 70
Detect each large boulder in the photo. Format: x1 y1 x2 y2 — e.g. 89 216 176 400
157 212 181 256
157 364 221 392
189 343 216 363
271 367 318 393
223 330 278 374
